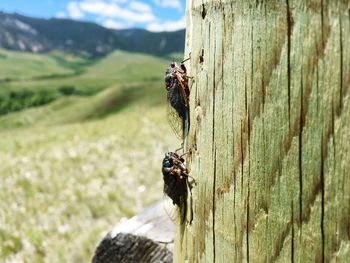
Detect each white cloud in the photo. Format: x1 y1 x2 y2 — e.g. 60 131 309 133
79 1 116 16
146 15 185 32
68 2 85 19
128 1 152 14
103 19 126 29
64 0 188 30
153 0 182 11
78 0 155 23
55 12 67 19
109 0 129 3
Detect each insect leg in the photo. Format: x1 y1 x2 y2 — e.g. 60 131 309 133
181 56 191 64
179 151 190 158
175 146 184 154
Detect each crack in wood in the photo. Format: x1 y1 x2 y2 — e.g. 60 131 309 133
286 0 292 132
339 16 343 113
212 36 217 262
320 133 325 263
298 66 303 233
246 109 251 263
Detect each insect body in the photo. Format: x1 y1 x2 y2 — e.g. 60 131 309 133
162 152 190 223
164 58 191 147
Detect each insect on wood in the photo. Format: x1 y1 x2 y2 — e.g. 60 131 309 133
164 57 191 149
161 152 193 224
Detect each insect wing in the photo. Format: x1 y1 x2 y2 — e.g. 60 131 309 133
166 93 184 140
162 195 177 223
175 73 189 107
162 192 186 225
178 179 188 224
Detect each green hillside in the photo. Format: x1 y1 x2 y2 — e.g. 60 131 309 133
0 50 168 115
0 49 82 81
0 50 178 262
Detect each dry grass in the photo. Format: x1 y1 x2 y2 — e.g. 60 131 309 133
0 50 179 262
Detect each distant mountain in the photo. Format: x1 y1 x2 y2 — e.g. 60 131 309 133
0 12 185 57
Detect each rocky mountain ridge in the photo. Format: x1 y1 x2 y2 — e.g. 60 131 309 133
0 12 185 57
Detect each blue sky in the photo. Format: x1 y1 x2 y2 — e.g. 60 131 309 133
0 0 186 31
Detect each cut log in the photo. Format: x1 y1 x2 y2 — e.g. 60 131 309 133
92 200 175 263
92 233 173 263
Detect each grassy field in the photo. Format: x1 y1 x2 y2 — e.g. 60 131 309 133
0 49 178 262
0 49 79 81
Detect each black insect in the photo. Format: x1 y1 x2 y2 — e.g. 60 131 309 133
164 57 191 147
162 152 191 223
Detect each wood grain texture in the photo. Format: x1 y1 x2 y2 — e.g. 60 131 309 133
176 1 350 262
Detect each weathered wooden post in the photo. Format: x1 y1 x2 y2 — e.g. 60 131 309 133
176 1 350 262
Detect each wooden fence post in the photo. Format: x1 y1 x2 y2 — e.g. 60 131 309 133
175 1 350 262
